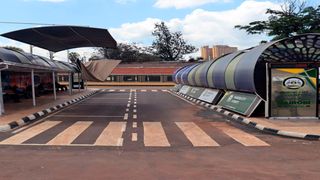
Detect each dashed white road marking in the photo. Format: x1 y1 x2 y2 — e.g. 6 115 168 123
127 104 131 108
134 105 137 108
133 114 137 119
108 89 115 92
132 133 138 141
124 113 129 120
133 109 137 113
141 90 147 92
133 122 137 128
151 90 158 92
120 89 125 92
126 108 129 112
161 90 168 92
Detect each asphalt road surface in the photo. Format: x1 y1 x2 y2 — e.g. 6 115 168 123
0 87 319 180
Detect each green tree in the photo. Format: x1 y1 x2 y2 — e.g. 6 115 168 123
235 0 320 40
2 46 24 52
68 52 81 63
151 22 196 61
98 43 161 63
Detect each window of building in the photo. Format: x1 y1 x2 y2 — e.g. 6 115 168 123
123 75 137 82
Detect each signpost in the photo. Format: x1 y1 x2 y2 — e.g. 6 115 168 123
186 87 205 99
198 89 222 104
218 91 261 116
179 85 190 94
269 67 318 118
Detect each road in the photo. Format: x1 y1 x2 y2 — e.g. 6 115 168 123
0 87 319 179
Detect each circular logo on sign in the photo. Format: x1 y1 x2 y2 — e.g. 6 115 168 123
283 77 304 89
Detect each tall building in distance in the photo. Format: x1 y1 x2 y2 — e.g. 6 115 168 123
200 46 213 61
200 45 238 60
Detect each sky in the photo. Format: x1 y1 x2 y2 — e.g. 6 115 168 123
0 0 319 61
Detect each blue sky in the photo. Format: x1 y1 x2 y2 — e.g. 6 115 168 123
0 0 319 60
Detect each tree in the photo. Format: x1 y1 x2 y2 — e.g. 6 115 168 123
235 0 320 40
2 46 24 52
151 22 196 61
68 52 81 63
98 43 161 63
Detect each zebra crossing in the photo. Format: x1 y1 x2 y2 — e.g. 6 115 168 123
0 121 270 147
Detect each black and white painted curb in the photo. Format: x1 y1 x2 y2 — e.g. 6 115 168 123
0 90 100 132
171 90 320 141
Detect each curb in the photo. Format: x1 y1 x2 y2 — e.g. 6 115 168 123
0 90 100 132
171 90 320 141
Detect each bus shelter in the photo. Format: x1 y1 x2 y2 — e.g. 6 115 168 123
173 34 320 119
0 25 117 116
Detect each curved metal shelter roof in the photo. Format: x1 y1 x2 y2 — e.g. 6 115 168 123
0 47 78 72
173 33 320 100
1 26 117 52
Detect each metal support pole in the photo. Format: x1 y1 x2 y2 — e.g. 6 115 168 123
52 72 57 100
69 73 72 95
0 71 4 115
78 73 81 92
31 69 36 106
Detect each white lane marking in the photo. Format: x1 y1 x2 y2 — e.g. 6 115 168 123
133 114 137 119
151 90 158 92
134 105 137 108
127 104 131 108
95 122 127 146
143 122 170 147
132 133 138 141
120 89 126 92
124 113 129 120
133 122 137 128
108 89 115 92
161 90 168 92
133 109 137 113
212 123 270 147
47 121 93 145
134 102 137 105
0 121 62 145
141 90 147 92
126 108 129 112
176 122 219 147
53 115 123 118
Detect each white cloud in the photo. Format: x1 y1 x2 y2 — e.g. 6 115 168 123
115 0 137 4
110 0 280 53
154 0 231 9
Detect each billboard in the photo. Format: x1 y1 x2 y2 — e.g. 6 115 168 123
270 68 318 117
218 91 261 116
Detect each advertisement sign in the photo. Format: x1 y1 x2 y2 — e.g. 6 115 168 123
270 68 318 117
198 89 221 104
186 87 205 99
172 84 183 92
218 91 261 116
179 85 190 94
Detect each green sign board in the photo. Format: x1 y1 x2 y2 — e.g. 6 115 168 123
270 68 318 117
218 91 261 116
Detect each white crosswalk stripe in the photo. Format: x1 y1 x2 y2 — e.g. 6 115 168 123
47 121 92 145
176 122 219 147
0 121 61 145
94 122 126 146
0 121 270 148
